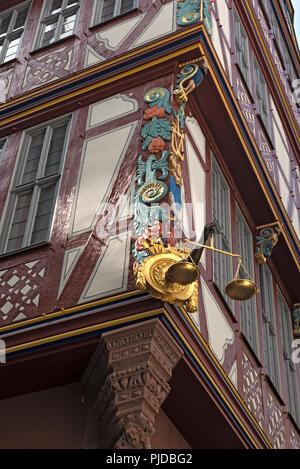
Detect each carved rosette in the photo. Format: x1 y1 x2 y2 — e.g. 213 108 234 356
82 319 183 449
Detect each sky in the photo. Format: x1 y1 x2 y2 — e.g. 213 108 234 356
293 1 300 45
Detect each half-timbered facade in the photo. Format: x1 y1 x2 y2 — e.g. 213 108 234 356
0 0 299 449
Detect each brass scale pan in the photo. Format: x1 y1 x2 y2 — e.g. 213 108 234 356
166 241 258 301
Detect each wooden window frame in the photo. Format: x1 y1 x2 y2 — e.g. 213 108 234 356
277 289 300 425
211 155 233 310
234 9 251 88
254 59 270 134
0 116 71 256
92 0 138 26
0 138 6 164
35 0 80 50
236 205 259 357
259 263 281 390
0 1 31 65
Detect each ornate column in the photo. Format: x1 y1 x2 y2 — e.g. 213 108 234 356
132 60 208 313
81 319 183 449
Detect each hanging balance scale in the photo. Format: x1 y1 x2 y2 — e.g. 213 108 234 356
165 224 259 302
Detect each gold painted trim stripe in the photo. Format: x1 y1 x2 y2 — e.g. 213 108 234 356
0 24 203 112
0 290 145 333
4 308 164 353
0 27 297 262
0 45 199 126
2 305 272 447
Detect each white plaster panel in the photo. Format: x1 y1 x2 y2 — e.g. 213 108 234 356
188 310 200 331
186 117 206 163
88 94 138 128
97 15 145 50
80 232 130 302
201 278 234 364
85 46 105 67
278 169 290 208
58 247 84 298
272 103 291 176
186 137 206 242
290 203 300 240
72 122 137 234
132 2 175 47
228 361 237 388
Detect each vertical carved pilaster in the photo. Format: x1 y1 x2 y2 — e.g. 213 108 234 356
81 319 183 449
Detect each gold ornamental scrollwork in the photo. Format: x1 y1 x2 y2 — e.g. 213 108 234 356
134 239 198 312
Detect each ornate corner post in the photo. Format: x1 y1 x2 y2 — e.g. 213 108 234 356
132 59 208 312
254 221 283 264
81 319 183 449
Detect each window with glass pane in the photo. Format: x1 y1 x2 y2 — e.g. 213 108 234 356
36 0 80 49
0 118 70 254
0 2 30 64
259 263 280 389
236 207 259 355
212 157 233 305
284 46 294 84
234 10 250 86
254 59 270 133
0 139 6 163
93 0 137 24
270 6 281 47
278 291 300 425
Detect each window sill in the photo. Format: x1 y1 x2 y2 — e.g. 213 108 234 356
29 34 79 57
0 241 50 260
89 8 139 32
0 57 20 70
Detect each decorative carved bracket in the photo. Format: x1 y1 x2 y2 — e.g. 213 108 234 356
254 221 282 264
81 319 183 449
293 304 300 336
177 0 213 35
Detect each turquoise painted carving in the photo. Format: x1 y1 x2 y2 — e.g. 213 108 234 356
144 87 172 114
203 0 212 35
142 87 172 151
173 104 186 130
134 151 169 236
293 305 300 335
133 87 172 264
254 223 282 264
141 117 172 150
177 0 201 26
174 62 206 108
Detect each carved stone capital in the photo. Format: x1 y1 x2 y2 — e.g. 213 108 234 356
82 318 183 449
